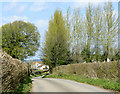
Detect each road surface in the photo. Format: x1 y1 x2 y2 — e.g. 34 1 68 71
31 77 111 92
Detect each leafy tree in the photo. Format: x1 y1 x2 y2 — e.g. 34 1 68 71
84 3 94 62
42 10 70 73
81 45 92 63
2 21 40 60
92 5 102 62
64 7 73 64
42 2 118 66
65 7 72 48
71 9 86 63
102 2 118 61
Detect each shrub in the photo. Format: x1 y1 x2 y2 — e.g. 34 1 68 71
53 61 118 81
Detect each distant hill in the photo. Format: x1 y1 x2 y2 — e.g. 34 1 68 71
32 59 41 61
23 59 41 63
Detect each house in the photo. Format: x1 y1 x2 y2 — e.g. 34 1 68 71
107 58 110 62
31 61 49 71
31 61 43 69
39 65 49 70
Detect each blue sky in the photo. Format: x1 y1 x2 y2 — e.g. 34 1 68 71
0 0 118 60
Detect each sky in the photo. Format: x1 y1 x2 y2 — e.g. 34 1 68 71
0 0 119 60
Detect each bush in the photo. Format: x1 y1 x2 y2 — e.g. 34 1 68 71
1 50 28 92
53 61 118 81
15 77 32 93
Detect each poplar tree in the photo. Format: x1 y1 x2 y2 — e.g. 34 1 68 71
82 3 94 62
93 5 102 62
42 10 70 73
65 7 73 64
102 2 118 61
71 9 84 63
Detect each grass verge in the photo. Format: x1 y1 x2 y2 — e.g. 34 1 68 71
46 74 120 92
30 74 42 78
30 72 49 78
15 77 32 93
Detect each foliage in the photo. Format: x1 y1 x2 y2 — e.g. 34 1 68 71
92 5 102 62
42 10 71 73
64 2 118 63
30 74 42 78
15 77 32 93
2 21 40 60
53 61 118 81
71 8 85 63
102 2 118 61
42 2 118 68
1 50 28 92
84 3 94 62
81 46 92 63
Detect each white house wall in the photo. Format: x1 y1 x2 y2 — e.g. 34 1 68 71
31 63 49 70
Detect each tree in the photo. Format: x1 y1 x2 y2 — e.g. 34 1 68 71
2 21 40 60
64 7 73 64
93 5 102 62
71 8 85 63
65 7 72 48
81 45 91 62
102 2 118 61
42 10 70 73
0 28 2 48
84 3 94 62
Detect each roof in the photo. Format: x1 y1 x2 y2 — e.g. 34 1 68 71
38 65 43 67
32 61 43 65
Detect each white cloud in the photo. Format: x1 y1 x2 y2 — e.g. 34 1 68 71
72 2 103 10
30 2 46 12
72 2 88 9
17 5 26 14
36 19 48 29
2 16 28 25
4 1 17 11
35 19 48 45
4 2 26 13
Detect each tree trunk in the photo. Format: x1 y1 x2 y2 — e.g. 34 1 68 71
49 66 53 74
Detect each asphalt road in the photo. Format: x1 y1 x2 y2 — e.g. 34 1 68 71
31 77 110 92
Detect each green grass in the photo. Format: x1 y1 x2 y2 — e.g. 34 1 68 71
30 74 42 78
15 77 32 93
30 72 49 78
46 74 120 92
